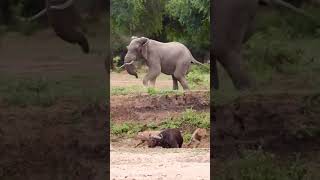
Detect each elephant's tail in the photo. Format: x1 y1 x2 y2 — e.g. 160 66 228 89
191 58 207 67
191 57 219 89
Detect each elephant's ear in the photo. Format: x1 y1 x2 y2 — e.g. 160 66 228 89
140 38 149 60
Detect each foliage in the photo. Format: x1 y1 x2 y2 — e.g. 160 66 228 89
111 0 210 65
186 64 210 89
165 0 210 55
111 122 145 137
111 0 166 36
158 108 210 129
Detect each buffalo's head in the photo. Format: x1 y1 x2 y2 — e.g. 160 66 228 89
147 134 162 148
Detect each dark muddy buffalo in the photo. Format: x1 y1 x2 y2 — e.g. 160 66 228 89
148 128 183 148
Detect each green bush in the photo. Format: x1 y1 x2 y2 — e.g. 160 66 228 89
111 122 145 137
186 64 210 88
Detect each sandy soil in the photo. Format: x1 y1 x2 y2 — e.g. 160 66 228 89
110 148 210 180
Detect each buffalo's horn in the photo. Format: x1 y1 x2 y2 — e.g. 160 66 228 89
49 0 74 10
119 61 134 68
151 135 162 139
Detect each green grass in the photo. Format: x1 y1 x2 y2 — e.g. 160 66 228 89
158 108 210 129
110 108 210 137
0 75 107 107
111 86 186 96
215 150 310 180
110 122 145 138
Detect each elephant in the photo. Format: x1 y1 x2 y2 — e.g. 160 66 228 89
27 0 89 53
212 0 318 90
121 36 206 90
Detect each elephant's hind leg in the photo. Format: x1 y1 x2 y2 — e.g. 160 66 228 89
172 75 179 90
173 74 189 90
174 62 190 90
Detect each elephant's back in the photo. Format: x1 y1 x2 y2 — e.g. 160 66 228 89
165 41 189 50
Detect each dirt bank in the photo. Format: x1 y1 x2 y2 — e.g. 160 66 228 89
111 91 210 123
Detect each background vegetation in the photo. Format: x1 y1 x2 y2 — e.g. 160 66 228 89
111 0 210 68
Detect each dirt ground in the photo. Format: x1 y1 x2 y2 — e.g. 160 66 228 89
111 71 173 89
110 70 211 179
110 148 210 180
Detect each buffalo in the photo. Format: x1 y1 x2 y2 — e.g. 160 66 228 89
148 128 183 148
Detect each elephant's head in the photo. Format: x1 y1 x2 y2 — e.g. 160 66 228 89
121 36 150 78
27 0 90 54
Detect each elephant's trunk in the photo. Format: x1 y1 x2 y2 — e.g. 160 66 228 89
123 53 138 78
125 63 138 78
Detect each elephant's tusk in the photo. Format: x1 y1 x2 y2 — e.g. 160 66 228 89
27 8 47 21
119 61 134 68
49 0 74 10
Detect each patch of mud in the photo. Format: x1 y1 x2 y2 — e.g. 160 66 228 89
111 91 209 123
0 100 108 180
213 93 320 159
110 148 210 180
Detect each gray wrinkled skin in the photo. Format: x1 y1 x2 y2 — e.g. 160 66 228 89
123 37 204 90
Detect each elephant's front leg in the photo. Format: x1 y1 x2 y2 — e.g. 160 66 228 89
143 66 161 88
